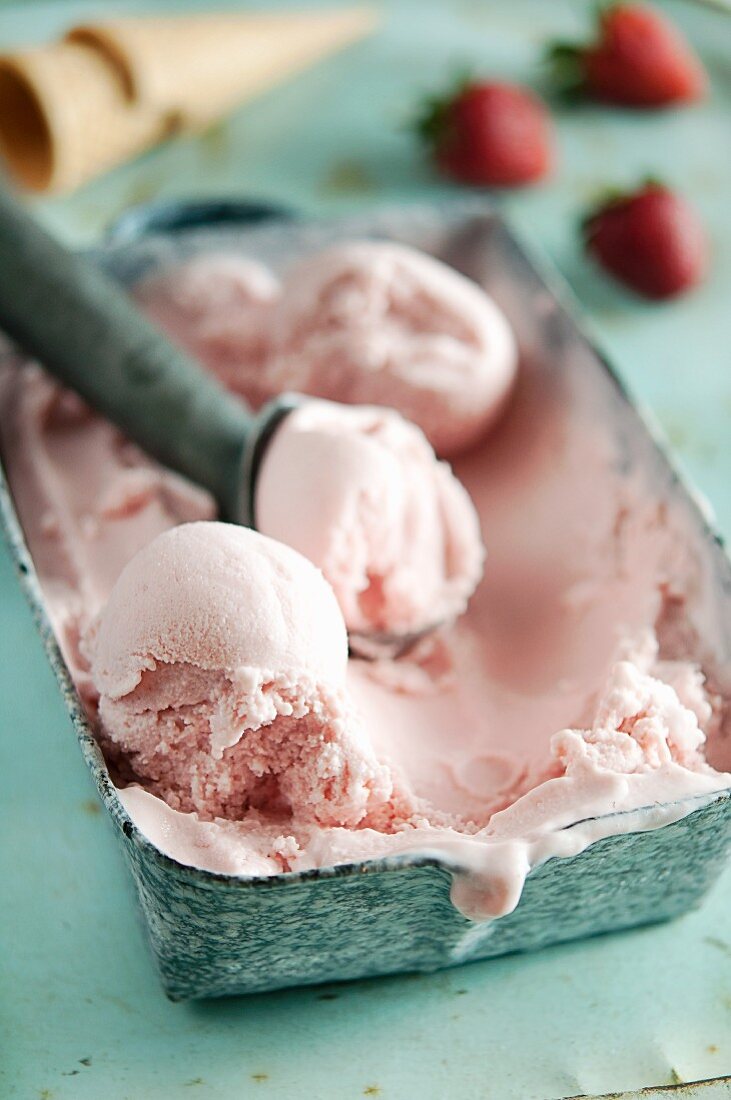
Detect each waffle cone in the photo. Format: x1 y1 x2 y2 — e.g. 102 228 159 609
0 40 167 193
0 8 377 193
68 9 378 129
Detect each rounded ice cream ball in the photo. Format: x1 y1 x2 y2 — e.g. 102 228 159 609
265 241 518 457
255 399 485 638
88 522 391 826
134 254 280 407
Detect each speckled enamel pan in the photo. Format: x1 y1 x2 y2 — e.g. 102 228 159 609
1 199 729 1000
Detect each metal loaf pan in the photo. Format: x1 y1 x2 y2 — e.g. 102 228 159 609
1 199 729 1000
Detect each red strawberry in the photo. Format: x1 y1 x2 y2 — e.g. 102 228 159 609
583 183 707 299
415 80 553 187
550 3 707 107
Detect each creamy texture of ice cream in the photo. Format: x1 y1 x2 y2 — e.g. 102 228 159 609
266 241 518 457
89 522 393 826
1 240 729 924
134 243 518 457
255 399 485 637
0 362 215 706
135 253 280 405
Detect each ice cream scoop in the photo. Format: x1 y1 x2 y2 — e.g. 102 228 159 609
267 240 518 456
0 190 484 654
89 521 393 825
256 399 485 655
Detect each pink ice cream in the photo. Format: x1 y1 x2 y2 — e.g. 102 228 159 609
135 253 280 406
89 521 392 826
1 237 729 923
255 398 485 638
265 241 518 457
552 644 712 778
0 362 215 706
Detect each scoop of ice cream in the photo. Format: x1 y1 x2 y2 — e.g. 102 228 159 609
255 399 485 638
266 241 518 456
89 521 392 826
135 254 280 406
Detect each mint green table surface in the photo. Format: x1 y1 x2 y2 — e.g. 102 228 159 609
1 1 730 1097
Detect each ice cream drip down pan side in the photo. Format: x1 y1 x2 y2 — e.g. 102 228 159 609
0 199 729 1000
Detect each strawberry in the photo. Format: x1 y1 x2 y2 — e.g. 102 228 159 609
549 3 707 108
415 79 553 187
583 182 707 299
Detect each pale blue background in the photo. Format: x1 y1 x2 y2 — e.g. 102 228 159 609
1 2 730 1097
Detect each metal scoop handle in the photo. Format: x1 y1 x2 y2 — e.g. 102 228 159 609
0 186 258 519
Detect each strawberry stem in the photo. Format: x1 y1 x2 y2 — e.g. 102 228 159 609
583 177 671 232
580 186 631 236
411 70 474 143
546 41 586 98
